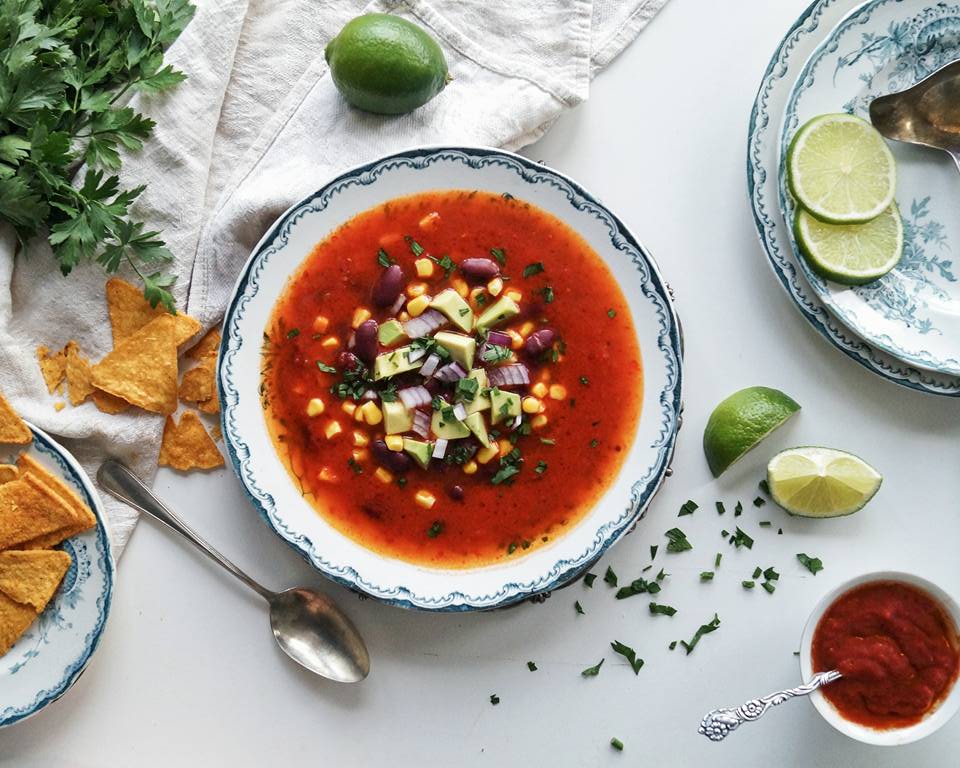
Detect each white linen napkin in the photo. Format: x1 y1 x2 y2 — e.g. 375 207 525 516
0 0 668 556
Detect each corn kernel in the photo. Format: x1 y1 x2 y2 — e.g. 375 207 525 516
531 414 548 430
352 448 369 463
522 396 541 414
531 382 548 399
341 401 357 416
374 467 394 484
320 336 339 349
399 311 410 322
476 443 500 464
306 398 325 417
351 307 371 328
419 211 440 230
487 277 503 296
407 295 431 317
354 407 365 422
549 384 567 401
352 431 369 447
463 460 478 475
407 282 428 298
385 435 404 451
506 289 522 302
324 420 342 440
361 400 383 426
312 315 330 333
507 329 523 350
451 277 469 298
414 489 436 509
469 286 486 304
498 438 513 457
519 321 535 338
318 466 338 483
415 258 434 278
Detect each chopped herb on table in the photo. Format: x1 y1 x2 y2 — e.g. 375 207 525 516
583 573 597 588
753 496 766 507
797 553 824 575
649 545 658 560
715 501 726 515
665 527 692 552
734 501 743 517
575 600 585 615
610 738 624 752
581 659 604 677
762 581 776 594
714 552 722 568
615 577 660 600
742 580 755 589
729 526 754 549
680 614 721 655
678 499 698 516
489 694 500 705
610 641 644 674
604 566 618 587
700 571 714 582
527 661 537 672
759 479 770 495
649 602 677 616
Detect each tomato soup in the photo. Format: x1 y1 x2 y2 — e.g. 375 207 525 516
812 581 960 729
261 190 642 567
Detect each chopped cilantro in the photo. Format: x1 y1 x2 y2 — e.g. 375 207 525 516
656 568 667 582
700 571 714 581
523 262 544 278
714 552 722 568
649 545 658 560
729 527 754 549
579 375 589 386
715 501 725 515
535 460 548 475
540 437 556 446
665 527 692 553
427 521 443 538
762 581 776 594
734 501 743 517
759 521 772 527
797 553 824 575
607 308 616 318
581 659 604 677
752 567 762 579
316 361 337 374
742 580 755 589
649 603 677 617
377 248 393 267
764 567 780 582
396 477 407 488
378 383 398 403
753 496 766 507
489 694 500 705
668 641 678 651
287 328 300 339
428 253 456 277
610 738 624 752
590 438 599 448
680 614 721 655
575 600 585 615
404 235 425 256
604 566 618 587
539 286 555 303
490 247 506 265
480 344 512 363
615 577 660 600
527 661 537 672
678 500 698 517
610 641 644 674
759 479 770 495
455 377 479 402
583 573 597 588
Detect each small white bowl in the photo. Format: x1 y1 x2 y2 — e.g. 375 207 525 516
799 571 960 746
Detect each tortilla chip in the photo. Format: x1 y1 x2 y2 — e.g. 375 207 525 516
198 390 220 414
105 278 199 347
0 392 31 445
17 454 97 535
64 341 95 406
187 327 221 360
0 465 17 485
159 411 224 471
37 345 67 394
0 591 38 656
210 424 222 443
92 388 130 415
0 475 78 550
91 314 178 414
179 352 216 404
0 550 70 612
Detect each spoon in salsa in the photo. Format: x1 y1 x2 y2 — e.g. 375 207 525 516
98 459 370 683
698 669 841 741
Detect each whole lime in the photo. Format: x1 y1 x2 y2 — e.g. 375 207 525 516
702 386 800 477
325 14 450 115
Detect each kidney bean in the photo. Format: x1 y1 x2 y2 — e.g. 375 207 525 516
372 264 405 307
338 351 361 371
371 440 413 474
354 319 379 365
459 257 499 283
523 328 556 358
448 485 465 501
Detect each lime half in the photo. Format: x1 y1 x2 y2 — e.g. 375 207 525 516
767 447 881 518
703 387 801 477
787 113 896 223
795 203 903 285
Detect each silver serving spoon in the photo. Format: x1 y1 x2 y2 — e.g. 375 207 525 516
98 459 370 683
870 59 960 172
698 669 841 741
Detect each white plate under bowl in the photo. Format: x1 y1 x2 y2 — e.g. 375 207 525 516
780 0 960 376
219 146 683 611
747 0 960 395
0 425 114 728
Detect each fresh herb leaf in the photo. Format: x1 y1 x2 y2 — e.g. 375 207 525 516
607 308 616 318
480 344 512 363
490 247 506 265
378 383 398 403
522 262 544 278
715 552 722 568
797 553 824 575
649 603 677 617
742 580 755 589
603 566 618 587
730 527 754 550
347 457 362 475
762 581 776 594
678 500 698 517
428 253 456 277
489 694 500 705
316 361 337 374
539 286 555 303
427 521 443 538
680 614 720 655
763 567 780 582
665 527 692 553
610 738 624 752
404 235 425 256
575 600 585 615
534 460 548 475
527 661 537 672
540 437 556 446
759 521 772 527
700 571 714 581
286 328 300 338
455 377 479 402
715 501 725 515
734 501 743 517
615 577 660 600
610 641 644 674
581 659 604 677
650 545 658 560
583 573 596 588
377 248 393 267
753 496 766 507
752 567 762 579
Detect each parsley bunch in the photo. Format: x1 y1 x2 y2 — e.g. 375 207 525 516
0 0 195 310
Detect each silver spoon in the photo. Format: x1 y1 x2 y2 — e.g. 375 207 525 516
698 669 841 741
97 459 370 683
870 59 960 173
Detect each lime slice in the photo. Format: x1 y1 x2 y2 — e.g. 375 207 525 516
787 113 896 223
795 203 903 285
703 387 801 477
767 447 881 518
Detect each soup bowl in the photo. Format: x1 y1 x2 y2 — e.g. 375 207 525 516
219 146 683 611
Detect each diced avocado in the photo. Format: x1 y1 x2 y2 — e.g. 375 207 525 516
489 387 521 425
373 345 421 380
433 331 476 370
430 288 474 333
383 401 413 434
463 368 491 415
464 412 491 448
403 438 433 469
431 405 470 439
476 295 520 331
378 319 406 347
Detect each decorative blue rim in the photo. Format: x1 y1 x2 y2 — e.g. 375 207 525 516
746 0 960 396
0 425 115 728
218 146 683 611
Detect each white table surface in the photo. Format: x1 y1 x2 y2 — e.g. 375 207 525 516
5 1 960 765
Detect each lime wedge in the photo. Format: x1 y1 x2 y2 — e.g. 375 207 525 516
787 113 896 223
767 447 881 518
703 387 801 477
795 203 903 285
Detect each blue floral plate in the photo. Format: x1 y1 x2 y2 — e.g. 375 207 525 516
0 425 114 728
781 0 960 376
749 0 960 394
219 146 683 611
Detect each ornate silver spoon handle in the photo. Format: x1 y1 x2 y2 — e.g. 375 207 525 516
698 670 841 741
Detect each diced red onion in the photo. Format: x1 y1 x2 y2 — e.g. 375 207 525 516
407 346 427 364
512 414 522 428
389 294 406 316
486 363 530 388
432 439 448 459
361 389 378 402
433 361 467 383
419 353 441 377
486 330 511 347
397 385 431 410
403 309 446 338
452 403 467 421
411 409 430 438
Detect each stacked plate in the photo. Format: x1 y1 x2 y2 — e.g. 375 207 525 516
749 0 960 395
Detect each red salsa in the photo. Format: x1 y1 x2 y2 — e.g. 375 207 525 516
812 580 960 729
262 190 642 567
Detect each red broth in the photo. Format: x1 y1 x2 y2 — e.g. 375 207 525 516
262 190 642 567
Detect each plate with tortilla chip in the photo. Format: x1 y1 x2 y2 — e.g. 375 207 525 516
0 425 114 728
